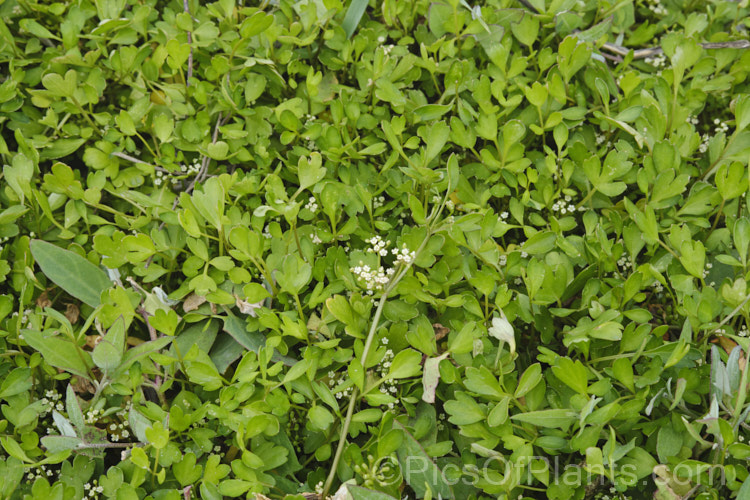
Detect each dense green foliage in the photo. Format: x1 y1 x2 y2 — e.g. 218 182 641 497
1 0 750 499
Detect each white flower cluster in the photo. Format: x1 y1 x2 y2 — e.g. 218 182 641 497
39 389 64 417
739 325 748 338
596 133 607 145
702 262 713 278
351 263 393 293
306 140 318 151
499 254 507 266
327 370 353 400
382 45 394 56
689 116 699 126
393 244 416 265
11 308 33 328
367 236 390 256
644 54 667 68
303 113 315 126
378 342 399 410
651 280 664 293
262 225 272 239
373 195 386 209
107 421 131 442
713 118 729 134
445 199 455 210
500 211 509 221
646 0 667 16
304 196 318 212
617 255 633 272
698 133 710 154
83 479 104 498
85 408 103 424
552 195 576 215
154 161 201 187
311 233 322 245
26 464 54 481
315 481 324 495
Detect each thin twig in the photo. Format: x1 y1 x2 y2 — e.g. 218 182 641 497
148 112 228 267
111 152 170 172
76 441 140 449
184 0 194 86
184 112 225 197
601 39 750 60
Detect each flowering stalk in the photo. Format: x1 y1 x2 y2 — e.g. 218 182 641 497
321 208 444 498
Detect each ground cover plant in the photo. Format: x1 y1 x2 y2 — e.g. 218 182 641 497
0 0 750 498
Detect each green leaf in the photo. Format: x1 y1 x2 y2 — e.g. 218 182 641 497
0 368 32 399
510 409 577 428
21 329 93 379
342 0 370 37
552 357 588 394
394 420 454 499
222 314 296 366
347 485 399 500
515 363 543 397
386 349 423 379
92 317 126 372
30 240 111 307
41 70 76 97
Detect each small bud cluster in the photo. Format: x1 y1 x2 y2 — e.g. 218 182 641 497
367 236 390 257
351 263 393 293
392 244 416 265
39 389 64 417
26 464 55 481
551 195 576 215
713 118 729 134
644 54 667 68
11 308 33 328
304 196 318 212
83 479 104 498
617 256 633 272
378 343 399 410
373 195 386 209
646 0 667 16
154 160 201 187
326 370 353 401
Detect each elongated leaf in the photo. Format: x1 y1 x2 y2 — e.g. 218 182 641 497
0 368 32 399
30 240 111 307
40 436 83 453
209 334 245 374
394 420 454 499
510 409 577 428
21 329 93 379
114 336 172 378
223 314 296 366
347 485 399 500
342 0 369 38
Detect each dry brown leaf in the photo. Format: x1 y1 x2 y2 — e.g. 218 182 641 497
713 335 747 371
36 290 52 309
433 323 449 341
234 294 263 316
71 376 96 395
183 293 206 312
65 303 80 324
85 335 102 349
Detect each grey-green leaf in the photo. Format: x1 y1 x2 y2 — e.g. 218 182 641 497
30 240 111 307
